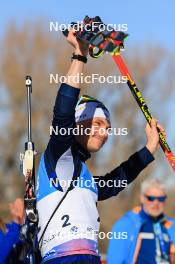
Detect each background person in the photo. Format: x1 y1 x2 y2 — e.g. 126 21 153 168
0 198 24 264
107 178 175 264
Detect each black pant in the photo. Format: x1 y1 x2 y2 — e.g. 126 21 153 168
44 254 101 264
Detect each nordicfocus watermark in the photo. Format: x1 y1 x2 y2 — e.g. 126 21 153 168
41 229 128 245
49 22 128 33
49 73 127 85
50 125 128 137
49 178 128 190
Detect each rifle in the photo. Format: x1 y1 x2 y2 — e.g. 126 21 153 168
20 76 38 264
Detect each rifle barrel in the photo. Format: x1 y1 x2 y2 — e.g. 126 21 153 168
25 76 32 143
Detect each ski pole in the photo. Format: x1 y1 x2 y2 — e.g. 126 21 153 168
112 52 175 172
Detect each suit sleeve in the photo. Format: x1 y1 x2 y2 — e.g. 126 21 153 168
44 83 80 175
95 147 154 201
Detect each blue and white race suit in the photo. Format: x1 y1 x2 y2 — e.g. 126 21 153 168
36 83 154 263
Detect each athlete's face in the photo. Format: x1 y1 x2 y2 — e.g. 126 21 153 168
141 187 166 217
76 117 110 153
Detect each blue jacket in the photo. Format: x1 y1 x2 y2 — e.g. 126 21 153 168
107 207 175 264
0 222 20 263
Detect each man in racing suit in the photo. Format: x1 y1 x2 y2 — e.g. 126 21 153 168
37 29 165 264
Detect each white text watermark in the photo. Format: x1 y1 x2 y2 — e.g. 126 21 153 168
49 178 128 189
49 73 127 85
49 22 128 33
50 125 128 137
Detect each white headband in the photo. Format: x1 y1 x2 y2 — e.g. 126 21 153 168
75 102 111 123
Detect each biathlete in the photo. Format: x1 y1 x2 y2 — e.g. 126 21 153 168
36 29 165 264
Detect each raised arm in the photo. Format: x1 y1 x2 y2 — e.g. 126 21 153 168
65 29 88 88
44 30 88 172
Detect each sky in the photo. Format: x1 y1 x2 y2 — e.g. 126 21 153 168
1 0 175 50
